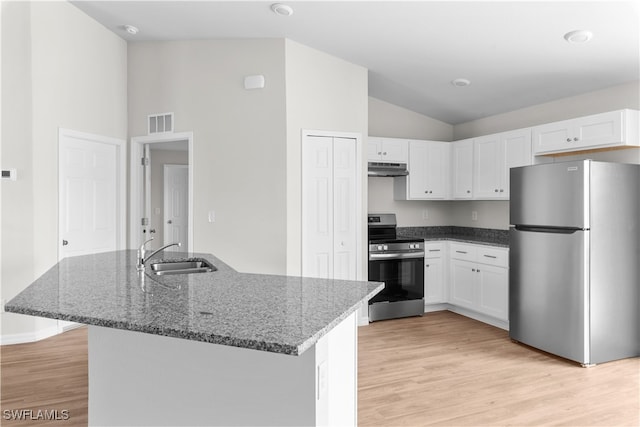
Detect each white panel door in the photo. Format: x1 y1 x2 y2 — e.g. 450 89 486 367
302 135 357 280
59 137 117 258
302 136 334 279
332 137 357 281
164 165 189 251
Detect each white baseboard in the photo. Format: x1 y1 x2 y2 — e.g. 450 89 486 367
0 325 60 346
0 321 83 345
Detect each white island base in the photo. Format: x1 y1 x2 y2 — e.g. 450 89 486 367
88 312 357 426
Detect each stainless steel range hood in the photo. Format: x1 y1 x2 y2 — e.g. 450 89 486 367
368 162 409 177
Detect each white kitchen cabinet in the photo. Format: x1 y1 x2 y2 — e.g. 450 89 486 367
448 243 509 321
474 128 532 199
532 109 640 155
367 137 408 163
451 138 474 199
394 140 450 200
424 242 446 304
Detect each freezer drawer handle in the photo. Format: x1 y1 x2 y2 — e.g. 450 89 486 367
483 255 497 259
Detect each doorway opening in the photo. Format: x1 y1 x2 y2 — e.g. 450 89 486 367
130 132 193 252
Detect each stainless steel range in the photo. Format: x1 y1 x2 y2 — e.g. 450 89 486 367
368 213 425 322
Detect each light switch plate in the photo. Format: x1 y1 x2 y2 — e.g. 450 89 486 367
208 211 215 223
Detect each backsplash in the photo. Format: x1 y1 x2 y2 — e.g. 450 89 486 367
397 226 509 246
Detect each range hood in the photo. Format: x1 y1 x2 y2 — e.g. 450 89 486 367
368 161 409 177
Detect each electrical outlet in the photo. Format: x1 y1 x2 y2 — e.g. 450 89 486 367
208 210 215 223
472 211 478 221
422 209 429 220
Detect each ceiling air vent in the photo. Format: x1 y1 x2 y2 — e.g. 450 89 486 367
148 112 174 134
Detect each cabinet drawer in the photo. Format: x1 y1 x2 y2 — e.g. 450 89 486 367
450 243 477 261
424 242 444 258
477 246 508 267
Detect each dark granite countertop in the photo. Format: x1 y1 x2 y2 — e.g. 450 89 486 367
397 226 509 248
5 250 383 356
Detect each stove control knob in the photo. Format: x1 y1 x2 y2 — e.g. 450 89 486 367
383 245 388 250
377 245 384 251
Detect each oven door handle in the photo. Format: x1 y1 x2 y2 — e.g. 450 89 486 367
369 251 425 260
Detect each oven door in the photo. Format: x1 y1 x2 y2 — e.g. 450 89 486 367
368 253 424 304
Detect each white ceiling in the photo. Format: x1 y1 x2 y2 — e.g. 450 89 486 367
72 1 640 125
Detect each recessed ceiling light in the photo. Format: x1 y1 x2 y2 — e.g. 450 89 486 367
564 30 593 44
123 25 139 35
451 78 471 87
271 3 294 17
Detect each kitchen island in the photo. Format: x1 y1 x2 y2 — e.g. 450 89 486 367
6 250 383 426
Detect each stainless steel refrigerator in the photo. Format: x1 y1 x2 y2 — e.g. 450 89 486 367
509 160 639 366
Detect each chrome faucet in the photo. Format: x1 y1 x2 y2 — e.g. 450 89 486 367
136 237 181 271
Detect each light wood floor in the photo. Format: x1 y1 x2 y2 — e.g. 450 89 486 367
1 312 638 426
359 311 639 426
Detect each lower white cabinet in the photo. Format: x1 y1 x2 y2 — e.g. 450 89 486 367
424 242 446 304
447 242 509 322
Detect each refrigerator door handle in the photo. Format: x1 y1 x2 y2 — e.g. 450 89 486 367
514 225 586 234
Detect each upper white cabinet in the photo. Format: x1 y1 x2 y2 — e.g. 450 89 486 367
367 137 408 163
394 140 450 200
473 128 532 199
452 138 474 199
532 109 640 155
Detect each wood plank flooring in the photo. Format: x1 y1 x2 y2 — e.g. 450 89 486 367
358 311 639 426
1 327 88 426
1 312 638 426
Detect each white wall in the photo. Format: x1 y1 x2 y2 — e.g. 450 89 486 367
1 1 127 338
369 97 453 141
284 40 369 277
454 81 640 140
367 96 454 227
128 39 288 275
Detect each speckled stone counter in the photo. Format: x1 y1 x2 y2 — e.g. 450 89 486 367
6 250 383 356
397 226 509 247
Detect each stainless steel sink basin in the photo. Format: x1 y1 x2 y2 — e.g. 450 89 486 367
149 258 217 276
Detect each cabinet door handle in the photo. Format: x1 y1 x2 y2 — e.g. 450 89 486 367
429 249 441 252
500 189 504 192
456 250 467 254
483 255 497 258
378 151 382 155
383 152 387 155
477 269 480 273
472 268 476 272
573 137 579 141
566 138 572 142
466 190 471 193
426 264 430 268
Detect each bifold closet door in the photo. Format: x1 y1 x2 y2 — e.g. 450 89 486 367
302 136 357 280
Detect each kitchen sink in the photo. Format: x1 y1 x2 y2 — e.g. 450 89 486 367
149 258 217 276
